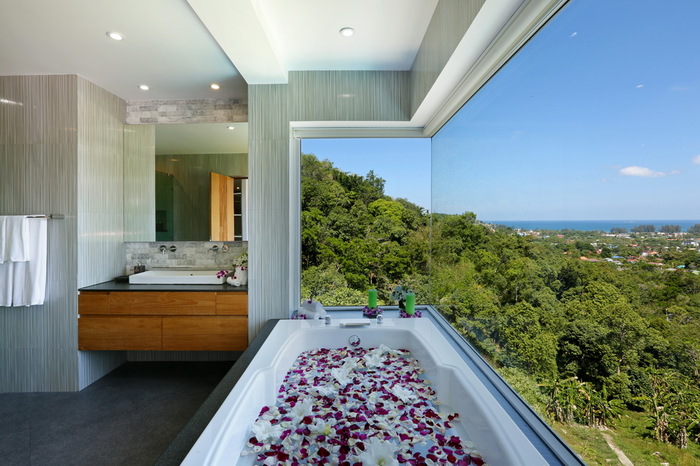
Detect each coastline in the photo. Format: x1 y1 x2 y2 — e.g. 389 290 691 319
485 219 700 233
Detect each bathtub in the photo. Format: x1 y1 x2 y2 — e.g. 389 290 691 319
181 315 552 465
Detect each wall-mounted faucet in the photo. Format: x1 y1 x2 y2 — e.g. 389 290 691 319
159 245 167 254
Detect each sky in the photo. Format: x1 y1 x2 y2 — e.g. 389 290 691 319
302 138 431 210
303 0 700 221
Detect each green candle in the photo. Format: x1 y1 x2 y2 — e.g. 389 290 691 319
405 292 416 315
368 289 378 308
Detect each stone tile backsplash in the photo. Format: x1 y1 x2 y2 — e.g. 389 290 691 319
124 241 247 274
125 99 247 124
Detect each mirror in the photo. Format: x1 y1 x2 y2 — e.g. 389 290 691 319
154 123 248 241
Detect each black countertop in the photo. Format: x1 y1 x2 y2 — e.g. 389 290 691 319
79 281 247 292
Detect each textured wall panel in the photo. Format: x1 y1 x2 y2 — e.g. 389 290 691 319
289 71 410 122
124 125 155 242
76 77 126 287
0 75 80 392
248 85 291 339
249 85 288 138
410 0 485 116
76 77 128 389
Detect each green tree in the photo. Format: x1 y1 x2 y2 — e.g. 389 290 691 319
632 224 656 233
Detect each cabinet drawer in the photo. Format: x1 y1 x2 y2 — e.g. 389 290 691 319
215 292 248 315
79 316 162 350
162 316 248 351
78 291 110 315
109 292 216 315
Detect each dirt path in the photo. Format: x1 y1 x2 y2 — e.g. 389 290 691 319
601 432 634 466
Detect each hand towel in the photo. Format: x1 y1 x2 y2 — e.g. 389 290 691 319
0 215 30 263
11 217 48 306
0 261 13 306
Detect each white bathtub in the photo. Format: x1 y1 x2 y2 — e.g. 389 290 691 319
182 317 548 465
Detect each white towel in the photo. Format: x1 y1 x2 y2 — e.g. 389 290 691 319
0 261 13 306
0 215 30 263
0 217 47 307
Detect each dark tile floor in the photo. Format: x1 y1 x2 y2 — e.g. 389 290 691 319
0 361 233 466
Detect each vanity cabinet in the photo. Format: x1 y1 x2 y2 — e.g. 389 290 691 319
78 291 248 351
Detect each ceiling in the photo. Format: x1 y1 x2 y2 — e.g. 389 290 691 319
0 0 438 101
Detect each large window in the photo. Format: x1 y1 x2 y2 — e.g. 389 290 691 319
300 138 430 306
431 0 700 463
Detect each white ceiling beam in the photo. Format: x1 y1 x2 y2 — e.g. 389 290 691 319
187 0 287 84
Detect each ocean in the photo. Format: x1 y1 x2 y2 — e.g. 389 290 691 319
484 219 700 233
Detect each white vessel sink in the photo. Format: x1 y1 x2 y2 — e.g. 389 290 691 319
128 270 224 285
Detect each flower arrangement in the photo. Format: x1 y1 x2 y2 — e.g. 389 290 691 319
399 308 423 318
390 285 409 309
391 285 420 318
234 249 248 268
217 249 248 286
243 345 485 465
361 305 383 318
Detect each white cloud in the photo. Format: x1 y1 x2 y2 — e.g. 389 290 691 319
671 84 692 92
693 155 700 164
635 84 645 88
570 32 578 38
619 166 666 177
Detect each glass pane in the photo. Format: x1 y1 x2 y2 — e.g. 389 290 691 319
300 138 430 308
432 0 700 462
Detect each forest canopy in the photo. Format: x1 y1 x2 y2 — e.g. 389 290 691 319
301 153 700 451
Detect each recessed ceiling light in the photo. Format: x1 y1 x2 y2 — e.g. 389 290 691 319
339 27 355 37
210 83 221 90
138 84 149 91
107 31 125 41
227 126 235 130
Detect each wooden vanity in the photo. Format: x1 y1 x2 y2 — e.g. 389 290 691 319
78 283 248 351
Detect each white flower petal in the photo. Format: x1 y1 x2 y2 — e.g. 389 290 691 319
357 437 399 466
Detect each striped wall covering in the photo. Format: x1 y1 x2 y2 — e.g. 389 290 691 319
248 85 291 339
0 75 136 391
76 77 130 389
288 71 410 122
0 75 81 391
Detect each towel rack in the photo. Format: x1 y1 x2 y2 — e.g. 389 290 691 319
27 214 64 219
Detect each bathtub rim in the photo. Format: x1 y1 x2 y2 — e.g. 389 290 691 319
155 307 584 466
